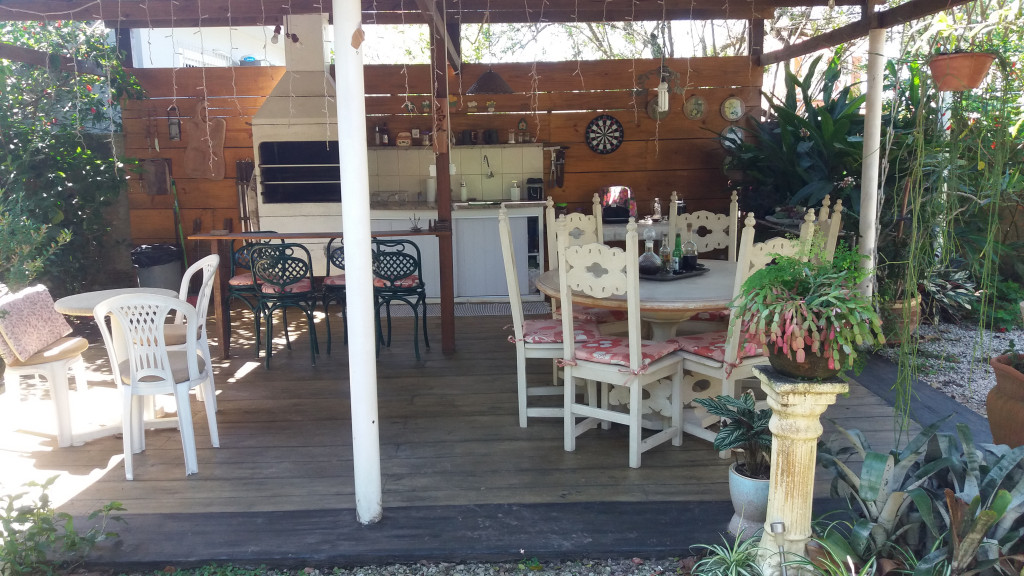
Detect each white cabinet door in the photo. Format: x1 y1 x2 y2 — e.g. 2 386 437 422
454 215 528 297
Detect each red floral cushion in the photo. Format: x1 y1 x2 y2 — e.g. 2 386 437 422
574 306 628 323
261 278 313 294
374 274 420 289
691 309 730 322
520 319 600 344
573 337 679 368
228 272 255 287
323 273 347 287
666 331 762 363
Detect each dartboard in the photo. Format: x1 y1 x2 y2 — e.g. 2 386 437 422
584 114 624 154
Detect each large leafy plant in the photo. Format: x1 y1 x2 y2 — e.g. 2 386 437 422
724 53 865 217
731 242 886 372
693 393 772 480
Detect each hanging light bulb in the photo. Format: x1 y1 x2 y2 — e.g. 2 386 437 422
657 75 670 113
270 24 281 44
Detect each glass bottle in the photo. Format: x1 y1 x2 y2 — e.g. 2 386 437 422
659 233 672 273
682 224 699 271
374 124 381 146
638 227 661 275
672 233 683 273
653 198 662 221
381 122 390 145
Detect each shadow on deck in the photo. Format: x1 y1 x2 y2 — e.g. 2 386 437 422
0 307 987 570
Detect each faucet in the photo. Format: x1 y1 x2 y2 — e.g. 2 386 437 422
483 155 494 179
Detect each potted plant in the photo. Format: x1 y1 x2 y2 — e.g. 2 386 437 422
731 242 886 380
922 4 1004 91
694 393 772 536
988 341 1024 447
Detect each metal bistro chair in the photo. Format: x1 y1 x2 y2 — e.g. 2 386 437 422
372 238 429 361
250 243 319 368
322 237 347 354
225 235 278 355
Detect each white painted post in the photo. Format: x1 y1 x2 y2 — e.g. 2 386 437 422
333 1 383 524
859 27 885 298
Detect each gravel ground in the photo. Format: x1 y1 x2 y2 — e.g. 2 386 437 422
876 322 1024 417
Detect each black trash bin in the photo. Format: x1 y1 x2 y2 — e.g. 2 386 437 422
131 244 183 291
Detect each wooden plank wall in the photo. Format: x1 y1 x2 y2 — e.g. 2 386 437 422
122 57 761 247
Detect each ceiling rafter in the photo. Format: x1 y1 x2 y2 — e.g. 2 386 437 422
414 0 461 74
0 41 104 75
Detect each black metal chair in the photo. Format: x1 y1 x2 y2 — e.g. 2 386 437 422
372 239 429 361
225 234 279 356
250 243 319 368
322 237 347 354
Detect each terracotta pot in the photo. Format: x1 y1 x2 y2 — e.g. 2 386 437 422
988 355 1024 447
881 297 922 344
727 462 769 536
928 53 997 92
767 347 841 380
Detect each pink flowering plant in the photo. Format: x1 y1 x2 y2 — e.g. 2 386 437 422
731 242 886 371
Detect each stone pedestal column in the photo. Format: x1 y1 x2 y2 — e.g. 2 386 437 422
754 366 848 576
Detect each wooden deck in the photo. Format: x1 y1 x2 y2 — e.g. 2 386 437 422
0 308 957 567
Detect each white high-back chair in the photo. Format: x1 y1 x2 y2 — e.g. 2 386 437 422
165 254 219 401
499 206 600 427
813 194 844 261
94 293 220 480
669 190 740 261
556 218 684 468
668 213 811 446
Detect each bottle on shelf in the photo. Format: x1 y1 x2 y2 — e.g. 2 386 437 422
374 124 381 146
381 122 390 146
672 233 683 273
682 223 699 271
459 180 468 202
659 233 672 273
639 227 661 275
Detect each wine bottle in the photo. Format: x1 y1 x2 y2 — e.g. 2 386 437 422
672 233 683 272
659 233 672 273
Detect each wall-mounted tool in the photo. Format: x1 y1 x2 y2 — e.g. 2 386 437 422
545 146 569 188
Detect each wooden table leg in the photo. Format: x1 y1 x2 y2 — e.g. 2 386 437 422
214 239 232 359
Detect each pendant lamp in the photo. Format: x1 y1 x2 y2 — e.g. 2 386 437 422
466 67 514 95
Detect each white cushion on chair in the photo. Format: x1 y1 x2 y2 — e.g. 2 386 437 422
666 331 762 363
573 337 679 368
521 319 600 343
0 285 73 363
3 336 88 368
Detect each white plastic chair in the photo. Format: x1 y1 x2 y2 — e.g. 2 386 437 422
94 293 219 480
165 254 219 401
2 337 89 448
556 218 684 468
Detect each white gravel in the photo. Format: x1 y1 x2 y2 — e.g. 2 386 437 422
876 322 1024 416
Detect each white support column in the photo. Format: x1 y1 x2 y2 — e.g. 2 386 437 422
859 27 885 298
333 1 383 525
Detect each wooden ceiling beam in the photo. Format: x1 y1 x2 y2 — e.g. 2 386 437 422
757 0 975 66
0 41 104 75
414 0 461 73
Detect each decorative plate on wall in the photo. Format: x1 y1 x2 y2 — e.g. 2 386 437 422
683 95 707 120
585 114 624 154
720 96 745 122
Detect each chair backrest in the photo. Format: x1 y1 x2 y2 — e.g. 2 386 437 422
545 195 604 272
813 195 844 261
669 190 740 261
250 243 314 293
175 254 219 328
498 206 527 340
230 233 280 275
556 218 643 371
94 293 202 387
325 237 345 277
371 239 424 289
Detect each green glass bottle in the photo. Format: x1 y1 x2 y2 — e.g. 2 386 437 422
672 233 683 272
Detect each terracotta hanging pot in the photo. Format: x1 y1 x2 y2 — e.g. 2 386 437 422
987 355 1024 447
928 52 997 92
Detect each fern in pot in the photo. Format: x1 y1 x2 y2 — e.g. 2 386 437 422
694 392 772 536
731 242 887 380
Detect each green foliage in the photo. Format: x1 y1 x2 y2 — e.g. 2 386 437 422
731 242 885 372
0 195 71 289
790 521 882 576
1001 341 1024 372
0 20 143 294
724 53 865 218
0 476 124 575
693 393 772 480
690 532 764 576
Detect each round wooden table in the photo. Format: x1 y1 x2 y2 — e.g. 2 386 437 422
534 260 737 340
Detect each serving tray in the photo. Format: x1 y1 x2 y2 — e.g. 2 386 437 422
640 264 709 281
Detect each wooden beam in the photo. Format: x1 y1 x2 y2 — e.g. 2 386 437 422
0 42 104 76
414 0 462 74
757 0 975 66
748 18 765 62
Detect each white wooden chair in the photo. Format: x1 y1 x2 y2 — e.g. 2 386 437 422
164 254 219 403
499 206 601 427
556 218 684 468
0 284 88 448
94 293 220 480
667 212 813 446
813 194 845 261
669 190 740 261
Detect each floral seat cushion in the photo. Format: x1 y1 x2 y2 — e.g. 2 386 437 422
666 331 762 363
690 309 730 322
575 307 628 323
323 273 347 287
228 272 255 287
572 337 679 368
261 278 313 294
373 275 420 289
520 319 600 344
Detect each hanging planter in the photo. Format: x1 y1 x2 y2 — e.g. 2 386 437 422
928 52 997 91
